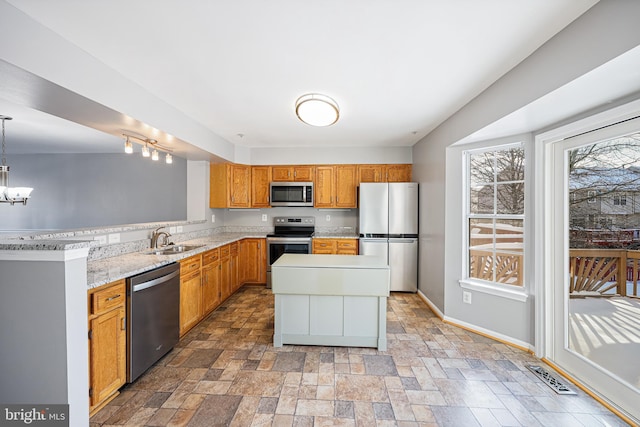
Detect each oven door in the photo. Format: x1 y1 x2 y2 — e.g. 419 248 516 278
266 237 312 288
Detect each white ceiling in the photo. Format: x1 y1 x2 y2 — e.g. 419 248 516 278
1 1 600 155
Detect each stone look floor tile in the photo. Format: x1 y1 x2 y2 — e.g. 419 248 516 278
88 286 629 427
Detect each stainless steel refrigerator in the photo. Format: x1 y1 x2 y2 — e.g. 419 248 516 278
359 182 418 292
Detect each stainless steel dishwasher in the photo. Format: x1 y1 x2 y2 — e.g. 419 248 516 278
126 262 180 383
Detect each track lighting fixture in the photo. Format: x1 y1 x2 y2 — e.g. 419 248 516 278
123 134 173 165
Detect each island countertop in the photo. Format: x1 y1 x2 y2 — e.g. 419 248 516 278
272 253 387 269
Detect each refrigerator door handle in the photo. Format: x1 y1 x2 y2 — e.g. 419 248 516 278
388 238 417 243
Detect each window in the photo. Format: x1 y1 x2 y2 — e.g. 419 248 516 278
466 144 525 287
613 194 626 206
587 190 597 203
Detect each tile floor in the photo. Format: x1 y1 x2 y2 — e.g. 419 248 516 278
90 286 631 426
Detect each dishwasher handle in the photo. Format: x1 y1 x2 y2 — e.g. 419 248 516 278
132 269 180 292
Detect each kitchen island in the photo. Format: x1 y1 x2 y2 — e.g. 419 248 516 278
271 253 390 350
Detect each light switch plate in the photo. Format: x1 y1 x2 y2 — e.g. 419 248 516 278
261 214 268 222
211 214 215 223
169 227 177 234
177 225 183 232
326 214 331 222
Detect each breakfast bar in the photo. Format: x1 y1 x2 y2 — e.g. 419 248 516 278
271 253 390 350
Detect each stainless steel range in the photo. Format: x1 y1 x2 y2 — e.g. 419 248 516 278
266 216 315 288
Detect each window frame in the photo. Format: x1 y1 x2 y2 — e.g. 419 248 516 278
460 140 528 302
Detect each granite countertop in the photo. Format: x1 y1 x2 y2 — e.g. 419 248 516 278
87 232 267 289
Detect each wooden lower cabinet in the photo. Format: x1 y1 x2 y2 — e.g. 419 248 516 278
202 248 221 315
240 238 267 283
231 242 240 292
88 279 126 415
179 255 203 336
220 245 232 301
312 238 358 255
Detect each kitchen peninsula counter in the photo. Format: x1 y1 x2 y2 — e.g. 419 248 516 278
271 253 390 350
87 232 267 289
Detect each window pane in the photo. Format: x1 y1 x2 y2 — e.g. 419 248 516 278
496 182 524 214
469 219 495 282
495 147 524 182
493 219 523 286
469 152 494 187
470 185 494 214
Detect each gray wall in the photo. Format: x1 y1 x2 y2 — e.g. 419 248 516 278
412 0 640 344
2 153 187 231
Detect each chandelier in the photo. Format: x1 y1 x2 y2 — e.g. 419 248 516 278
0 115 33 205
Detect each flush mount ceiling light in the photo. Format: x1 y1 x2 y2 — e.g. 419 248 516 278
0 115 34 205
122 133 174 164
295 93 340 127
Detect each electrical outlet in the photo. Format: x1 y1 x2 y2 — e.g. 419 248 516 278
169 226 177 234
463 291 472 304
176 225 183 232
108 233 121 244
326 214 331 222
261 214 268 222
211 214 215 223
94 235 107 245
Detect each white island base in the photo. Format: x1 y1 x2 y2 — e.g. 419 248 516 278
271 253 390 351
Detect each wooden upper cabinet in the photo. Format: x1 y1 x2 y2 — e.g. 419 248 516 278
272 165 315 182
335 165 357 208
314 166 335 208
210 163 251 208
314 165 357 208
386 164 412 182
358 164 412 183
357 165 385 183
251 166 271 208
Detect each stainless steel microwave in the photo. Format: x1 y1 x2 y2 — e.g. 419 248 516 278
270 182 314 207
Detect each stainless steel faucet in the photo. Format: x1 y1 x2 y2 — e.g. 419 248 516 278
150 227 172 249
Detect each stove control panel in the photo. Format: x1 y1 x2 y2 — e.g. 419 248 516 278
274 216 315 225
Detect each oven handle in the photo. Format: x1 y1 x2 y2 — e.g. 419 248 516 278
267 237 312 244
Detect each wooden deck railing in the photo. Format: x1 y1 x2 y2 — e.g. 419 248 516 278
569 249 640 297
469 249 523 286
468 248 640 297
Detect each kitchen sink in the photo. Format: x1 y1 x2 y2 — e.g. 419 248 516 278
146 244 205 255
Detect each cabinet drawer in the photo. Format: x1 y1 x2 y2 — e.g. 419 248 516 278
180 255 202 275
313 239 333 249
91 280 126 315
230 242 238 256
337 240 357 250
202 248 220 265
220 244 230 258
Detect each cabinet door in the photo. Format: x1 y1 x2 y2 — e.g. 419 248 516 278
293 166 314 181
314 166 335 208
271 166 293 181
251 166 272 208
202 262 221 315
220 245 232 300
358 165 384 183
89 307 126 408
335 165 357 208
242 238 267 283
180 271 202 336
230 242 240 291
230 164 251 207
312 239 335 254
386 164 412 182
